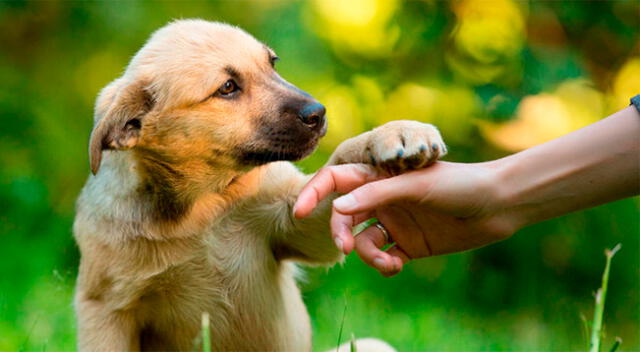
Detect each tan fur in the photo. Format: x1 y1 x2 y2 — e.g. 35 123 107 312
74 19 443 351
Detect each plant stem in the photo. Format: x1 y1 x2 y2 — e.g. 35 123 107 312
336 302 348 350
589 244 621 352
202 312 211 352
580 313 590 348
609 337 622 352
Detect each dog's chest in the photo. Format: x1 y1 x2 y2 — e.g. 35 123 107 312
135 225 309 350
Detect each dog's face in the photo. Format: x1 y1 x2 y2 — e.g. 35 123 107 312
89 20 326 178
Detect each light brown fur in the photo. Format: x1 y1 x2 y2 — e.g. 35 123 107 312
74 19 445 351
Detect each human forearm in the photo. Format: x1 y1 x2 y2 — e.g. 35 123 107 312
492 106 640 231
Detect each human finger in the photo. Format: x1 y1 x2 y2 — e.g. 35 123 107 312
332 171 422 215
353 223 396 273
382 245 411 277
293 164 380 219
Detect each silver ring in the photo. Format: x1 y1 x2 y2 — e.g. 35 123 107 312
374 222 391 243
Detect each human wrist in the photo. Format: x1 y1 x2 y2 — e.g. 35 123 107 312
484 156 532 234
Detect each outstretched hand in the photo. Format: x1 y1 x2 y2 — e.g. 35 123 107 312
295 105 640 277
293 161 514 277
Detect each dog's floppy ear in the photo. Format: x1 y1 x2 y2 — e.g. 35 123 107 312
89 78 154 175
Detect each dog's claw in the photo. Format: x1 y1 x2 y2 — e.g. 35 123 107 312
368 151 377 166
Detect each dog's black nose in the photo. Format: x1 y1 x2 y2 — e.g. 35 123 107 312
298 102 326 128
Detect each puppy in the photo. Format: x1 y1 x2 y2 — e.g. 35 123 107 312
73 19 446 351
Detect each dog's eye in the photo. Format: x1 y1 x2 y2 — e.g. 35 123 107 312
218 79 239 96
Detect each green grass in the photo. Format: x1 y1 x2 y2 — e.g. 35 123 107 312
588 244 621 352
201 312 211 352
350 333 357 352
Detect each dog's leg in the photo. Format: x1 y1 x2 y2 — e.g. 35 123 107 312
248 162 342 264
76 298 139 351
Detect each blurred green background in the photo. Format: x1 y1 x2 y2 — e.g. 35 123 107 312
0 0 638 350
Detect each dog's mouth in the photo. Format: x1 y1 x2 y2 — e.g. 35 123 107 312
238 119 327 165
238 134 322 165
236 105 327 166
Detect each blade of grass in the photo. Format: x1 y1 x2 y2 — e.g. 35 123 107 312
191 334 202 352
580 313 590 349
350 332 357 352
19 315 40 352
202 312 211 352
336 301 348 351
589 243 621 352
609 337 622 352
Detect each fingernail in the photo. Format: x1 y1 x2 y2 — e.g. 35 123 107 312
333 194 356 211
334 237 343 252
373 258 387 271
339 225 353 254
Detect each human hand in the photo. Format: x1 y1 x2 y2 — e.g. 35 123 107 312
293 161 516 276
296 105 640 276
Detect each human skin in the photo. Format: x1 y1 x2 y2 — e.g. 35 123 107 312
293 105 640 276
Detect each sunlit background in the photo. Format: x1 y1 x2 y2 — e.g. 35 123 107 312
0 0 638 350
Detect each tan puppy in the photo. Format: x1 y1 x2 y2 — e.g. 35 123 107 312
74 19 445 351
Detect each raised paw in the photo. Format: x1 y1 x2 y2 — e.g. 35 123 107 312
366 120 446 174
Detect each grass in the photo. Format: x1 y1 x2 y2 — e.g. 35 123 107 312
350 333 357 352
324 243 629 352
201 312 211 352
3 244 634 351
587 243 621 352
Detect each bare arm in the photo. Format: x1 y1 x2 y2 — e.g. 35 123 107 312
494 105 640 230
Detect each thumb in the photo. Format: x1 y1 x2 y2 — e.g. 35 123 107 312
333 172 421 214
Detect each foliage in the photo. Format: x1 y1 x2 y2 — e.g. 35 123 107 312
0 0 638 350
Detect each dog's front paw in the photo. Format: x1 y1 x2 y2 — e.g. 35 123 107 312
328 120 447 174
366 120 446 174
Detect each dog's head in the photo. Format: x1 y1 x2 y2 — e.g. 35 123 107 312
89 20 326 177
